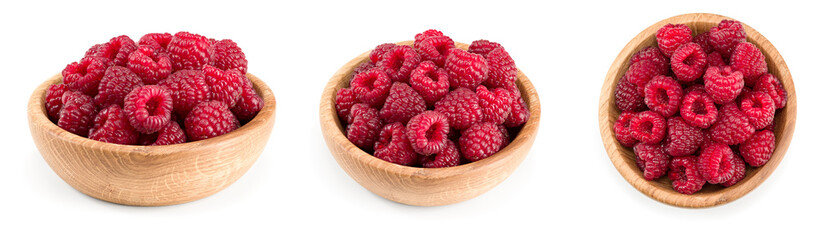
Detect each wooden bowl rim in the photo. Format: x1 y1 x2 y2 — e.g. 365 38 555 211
320 40 541 180
599 13 797 208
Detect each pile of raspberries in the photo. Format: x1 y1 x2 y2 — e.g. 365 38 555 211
45 32 264 146
613 20 787 194
335 29 530 168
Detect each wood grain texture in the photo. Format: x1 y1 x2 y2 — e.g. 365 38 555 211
599 13 796 208
28 73 276 206
320 41 540 206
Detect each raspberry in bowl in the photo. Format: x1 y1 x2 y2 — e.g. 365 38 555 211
320 30 540 206
27 32 276 206
599 13 796 208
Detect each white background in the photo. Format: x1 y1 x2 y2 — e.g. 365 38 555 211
1 0 816 239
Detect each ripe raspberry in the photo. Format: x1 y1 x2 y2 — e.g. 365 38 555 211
138 33 173 51
707 52 727 68
346 103 382 151
184 100 240 141
203 65 244 108
92 35 138 67
614 112 638 148
414 29 446 46
406 111 450 156
124 85 173 134
629 111 666 144
739 91 775 129
89 105 138 145
374 122 418 166
698 143 736 184
379 82 426 124
505 93 529 128
335 88 358 123
754 73 787 109
708 102 754 145
704 66 744 104
730 42 768 82
158 70 211 118
643 75 683 117
485 47 517 88
467 40 502 58
62 56 109 96
94 66 144 108
350 67 391 108
615 79 647 112
693 31 713 53
419 139 460 168
630 46 668 66
376 45 421 82
434 88 483 130
167 31 212 71
669 156 706 194
351 61 375 78
369 43 396 63
721 151 746 187
84 43 106 58
127 45 172 85
45 83 67 122
58 91 97 137
445 49 488 90
409 61 449 107
664 117 704 157
633 142 670 180
680 89 718 128
709 20 747 58
498 125 511 148
232 76 264 122
459 122 504 162
740 130 775 167
416 36 455 67
209 39 248 74
670 42 707 82
476 85 512 125
656 24 693 57
623 60 668 96
139 121 186 146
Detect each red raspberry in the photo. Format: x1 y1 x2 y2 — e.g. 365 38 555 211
369 43 396 63
664 117 704 157
158 70 212 118
709 20 747 58
630 46 668 66
351 61 375 78
58 91 97 137
62 56 109 96
505 92 529 128
476 85 512 125
670 42 707 82
414 29 445 46
379 82 426 125
623 60 668 96
84 43 106 58
680 89 718 128
374 122 419 166
184 100 240 141
376 45 421 82
434 88 483 130
89 105 138 145
138 33 172 51
209 39 248 74
346 103 382 151
704 66 744 104
416 36 455 67
643 75 683 117
124 85 173 134
459 122 504 162
419 139 460 168
232 76 264 122
629 111 666 144
721 151 746 187
730 42 768 82
127 45 172 85
633 142 670 180
754 73 787 109
707 52 727 68
614 112 638 148
656 24 693 57
167 31 212 71
445 49 488 90
485 47 517 88
94 66 144 108
669 156 706 194
139 121 186 146
692 31 713 53
615 79 647 112
698 143 736 184
410 61 449 107
203 65 244 108
406 111 450 156
467 40 502 58
45 83 67 122
350 67 391 108
708 102 754 145
92 35 138 67
498 125 511 149
740 130 775 167
739 91 775 129
335 88 358 123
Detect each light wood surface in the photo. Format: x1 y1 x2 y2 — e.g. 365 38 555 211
599 13 797 208
320 41 540 206
28 73 276 206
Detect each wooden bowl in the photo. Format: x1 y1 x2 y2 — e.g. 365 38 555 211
320 41 540 206
27 73 276 206
599 13 796 208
